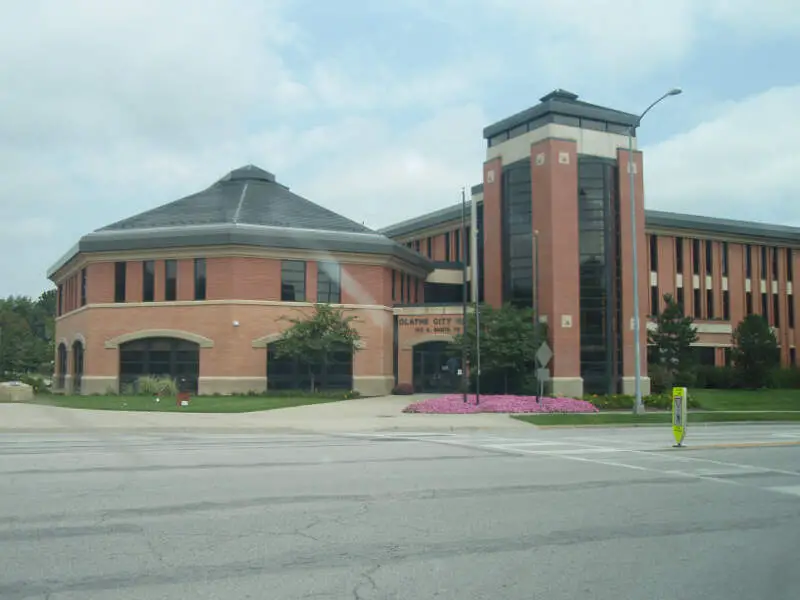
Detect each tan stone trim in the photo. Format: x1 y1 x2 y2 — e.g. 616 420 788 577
401 334 455 350
56 299 395 322
393 305 467 316
104 329 214 349
57 337 69 348
51 244 430 282
72 333 86 347
252 333 366 349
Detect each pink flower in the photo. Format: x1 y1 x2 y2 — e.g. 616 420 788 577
402 394 599 414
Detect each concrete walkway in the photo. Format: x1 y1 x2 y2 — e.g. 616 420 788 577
0 395 529 434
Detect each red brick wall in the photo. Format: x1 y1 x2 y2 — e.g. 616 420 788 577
483 158 503 307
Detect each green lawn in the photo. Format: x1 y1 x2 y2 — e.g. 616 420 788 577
515 410 800 427
691 388 800 411
27 394 347 413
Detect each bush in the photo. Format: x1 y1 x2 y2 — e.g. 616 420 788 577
18 374 49 394
769 368 800 389
137 376 178 397
392 383 414 395
584 392 699 411
693 365 737 389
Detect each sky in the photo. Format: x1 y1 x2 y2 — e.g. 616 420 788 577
1 0 799 298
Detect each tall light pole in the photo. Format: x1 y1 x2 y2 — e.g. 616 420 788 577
630 87 682 414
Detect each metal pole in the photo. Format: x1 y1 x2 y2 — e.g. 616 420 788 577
470 189 481 406
533 231 540 402
461 187 469 403
629 87 682 415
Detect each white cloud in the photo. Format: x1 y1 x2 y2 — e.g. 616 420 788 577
644 85 800 225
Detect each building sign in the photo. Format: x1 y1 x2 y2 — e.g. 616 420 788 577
398 316 463 336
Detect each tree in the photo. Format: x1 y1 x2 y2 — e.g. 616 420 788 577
0 292 56 379
731 314 779 389
452 303 544 394
272 304 361 392
647 293 699 390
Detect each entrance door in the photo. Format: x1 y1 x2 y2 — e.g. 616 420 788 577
72 341 84 394
412 341 460 393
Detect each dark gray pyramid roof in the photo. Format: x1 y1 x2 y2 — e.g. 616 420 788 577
98 164 375 235
47 166 433 278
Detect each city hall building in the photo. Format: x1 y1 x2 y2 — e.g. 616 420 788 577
49 89 800 397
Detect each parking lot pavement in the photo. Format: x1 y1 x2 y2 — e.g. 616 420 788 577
1 427 799 599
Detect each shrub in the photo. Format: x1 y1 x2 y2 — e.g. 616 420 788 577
392 383 414 395
693 365 736 389
770 368 800 389
584 392 699 411
136 376 178 397
19 374 49 394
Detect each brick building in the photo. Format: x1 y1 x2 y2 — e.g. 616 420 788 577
49 91 800 397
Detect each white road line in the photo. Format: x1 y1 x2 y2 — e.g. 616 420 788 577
769 485 800 497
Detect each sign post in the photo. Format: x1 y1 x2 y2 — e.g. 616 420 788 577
535 342 553 404
671 386 688 447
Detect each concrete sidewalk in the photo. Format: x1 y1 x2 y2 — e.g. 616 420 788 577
0 395 529 434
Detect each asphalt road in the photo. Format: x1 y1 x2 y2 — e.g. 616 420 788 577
1 425 800 599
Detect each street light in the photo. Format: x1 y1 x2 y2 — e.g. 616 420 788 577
629 87 682 415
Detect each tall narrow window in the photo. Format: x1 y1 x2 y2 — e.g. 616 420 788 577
391 270 396 301
57 283 63 316
281 260 306 302
745 245 752 278
705 240 713 273
692 239 700 273
649 235 658 271
693 288 701 318
193 258 206 301
675 237 684 273
414 239 420 253
676 287 684 312
706 289 714 319
165 260 177 301
444 232 451 262
772 247 779 279
142 260 155 302
790 300 795 329
415 278 420 303
465 227 471 265
399 273 405 303
317 262 341 304
114 261 127 303
791 347 797 366
722 242 729 276
774 295 780 328
722 290 730 321
405 275 411 303
746 292 753 315
80 268 87 307
454 229 461 262
760 247 767 277
788 248 794 282
426 238 432 258
651 286 660 316
761 292 768 316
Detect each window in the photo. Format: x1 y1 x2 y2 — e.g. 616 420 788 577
724 347 732 366
791 347 797 366
706 290 714 319
57 284 63 316
391 270 396 301
788 249 794 282
80 268 87 307
746 292 753 315
761 292 768 316
193 258 206 301
760 247 767 277
651 286 660 316
790 300 795 329
772 247 779 279
414 239 420 253
723 290 730 320
745 245 752 278
649 235 658 271
503 158 534 309
722 242 729 276
399 274 405 303
406 274 411 302
444 232 451 262
454 229 461 262
705 240 713 273
465 227 471 265
676 287 684 312
114 261 127 303
675 237 684 273
165 260 177 301
280 260 306 302
426 238 432 258
317 262 341 303
693 288 701 318
143 260 155 302
415 278 420 303
692 239 700 273
774 295 780 328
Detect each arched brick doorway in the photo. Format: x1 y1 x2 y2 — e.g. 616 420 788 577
119 337 200 394
71 341 84 394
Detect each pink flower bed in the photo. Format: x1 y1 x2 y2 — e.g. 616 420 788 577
403 394 599 414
